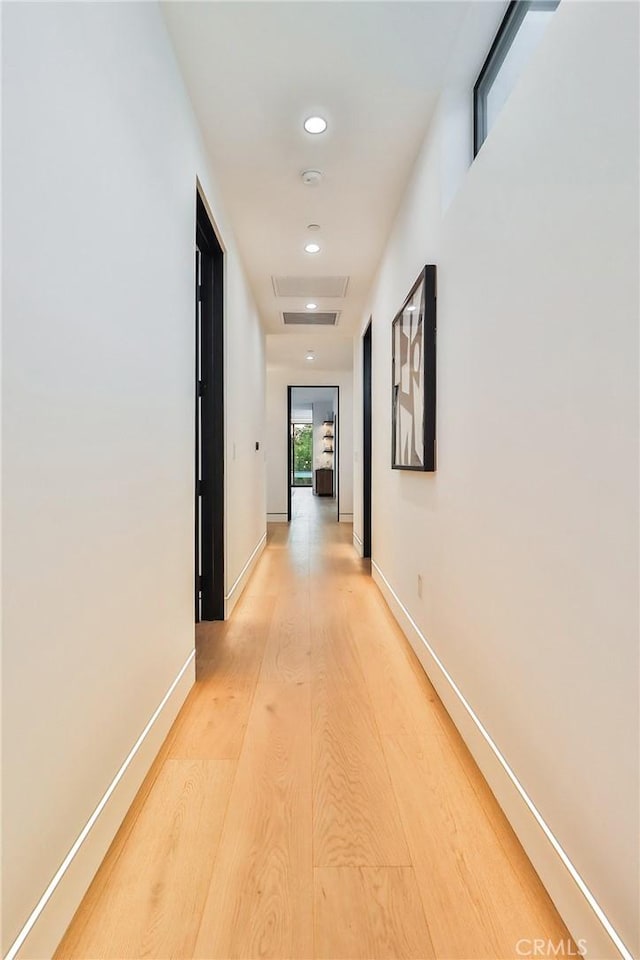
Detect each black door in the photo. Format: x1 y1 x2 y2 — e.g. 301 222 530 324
195 192 224 621
363 321 372 558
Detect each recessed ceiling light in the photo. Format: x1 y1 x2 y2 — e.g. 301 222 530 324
307 223 321 231
306 303 317 310
304 242 320 254
306 351 315 361
304 116 327 134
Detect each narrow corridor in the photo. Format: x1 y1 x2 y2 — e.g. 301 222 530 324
56 507 571 960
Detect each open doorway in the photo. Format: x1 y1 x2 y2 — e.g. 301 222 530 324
195 191 224 621
287 386 339 523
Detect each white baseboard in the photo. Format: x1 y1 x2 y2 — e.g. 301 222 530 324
371 560 631 960
225 532 267 618
339 513 353 524
267 513 288 523
9 653 195 960
353 531 363 557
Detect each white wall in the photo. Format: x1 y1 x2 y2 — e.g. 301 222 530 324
266 369 353 521
354 3 639 957
1 3 265 956
223 246 267 614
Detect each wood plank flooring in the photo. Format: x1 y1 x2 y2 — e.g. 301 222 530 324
55 489 572 960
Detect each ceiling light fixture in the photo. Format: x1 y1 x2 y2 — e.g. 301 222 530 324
307 223 321 231
306 351 315 361
407 304 416 312
306 303 318 310
304 242 320 254
304 116 327 134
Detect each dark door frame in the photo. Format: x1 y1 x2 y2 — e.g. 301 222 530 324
363 320 372 558
195 190 224 621
287 385 340 522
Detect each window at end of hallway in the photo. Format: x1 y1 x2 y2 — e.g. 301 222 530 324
474 0 560 156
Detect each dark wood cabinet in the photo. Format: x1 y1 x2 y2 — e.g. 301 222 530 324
314 468 334 497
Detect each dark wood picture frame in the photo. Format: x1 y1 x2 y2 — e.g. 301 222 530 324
391 265 436 472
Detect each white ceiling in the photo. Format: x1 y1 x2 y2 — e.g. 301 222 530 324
163 1 502 368
266 332 353 371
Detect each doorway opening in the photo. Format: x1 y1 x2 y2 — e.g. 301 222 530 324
287 386 339 523
363 320 372 558
195 190 224 621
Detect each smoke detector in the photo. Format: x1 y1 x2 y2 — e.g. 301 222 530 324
301 169 323 186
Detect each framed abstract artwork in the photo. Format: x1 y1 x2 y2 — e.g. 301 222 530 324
391 265 436 471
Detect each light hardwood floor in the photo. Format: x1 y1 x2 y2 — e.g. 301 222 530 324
55 488 572 960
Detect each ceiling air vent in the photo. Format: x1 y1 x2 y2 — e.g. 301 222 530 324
272 276 349 298
282 311 339 326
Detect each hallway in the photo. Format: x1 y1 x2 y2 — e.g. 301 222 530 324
291 486 337 524
56 510 570 960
